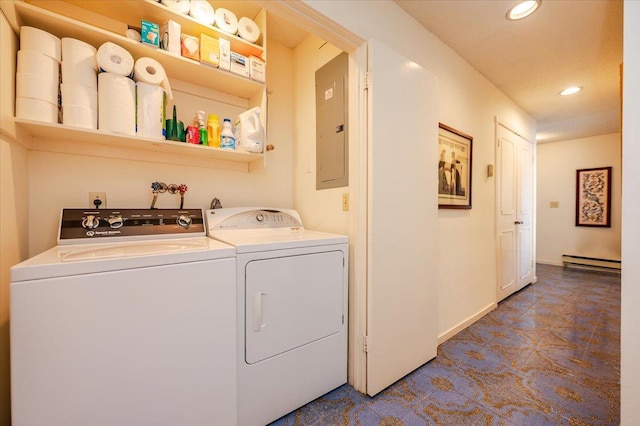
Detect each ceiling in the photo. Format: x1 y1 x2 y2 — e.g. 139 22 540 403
265 0 623 144
394 0 623 143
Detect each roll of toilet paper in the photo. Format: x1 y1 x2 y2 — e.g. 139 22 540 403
136 82 165 138
162 0 191 15
16 97 58 123
237 17 260 44
125 28 142 42
215 8 238 35
60 83 98 110
17 50 60 80
96 42 134 76
61 61 97 89
16 73 59 104
189 0 215 25
62 104 97 129
133 57 173 101
20 26 61 62
61 38 97 70
98 73 135 135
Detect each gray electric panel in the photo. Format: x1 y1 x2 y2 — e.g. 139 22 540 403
315 52 348 190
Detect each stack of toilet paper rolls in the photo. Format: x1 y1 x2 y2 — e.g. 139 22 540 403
61 38 98 129
16 27 61 124
97 42 136 135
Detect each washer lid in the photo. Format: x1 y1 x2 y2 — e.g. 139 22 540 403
11 237 234 282
206 207 347 253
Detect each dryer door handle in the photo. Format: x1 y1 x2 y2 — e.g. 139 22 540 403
253 292 267 332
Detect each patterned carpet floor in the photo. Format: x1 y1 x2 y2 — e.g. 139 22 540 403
269 264 621 426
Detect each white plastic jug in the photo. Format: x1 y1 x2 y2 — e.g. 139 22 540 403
234 107 263 153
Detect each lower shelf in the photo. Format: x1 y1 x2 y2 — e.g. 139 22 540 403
2 116 265 172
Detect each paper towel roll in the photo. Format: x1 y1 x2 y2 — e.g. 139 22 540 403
215 8 238 35
136 82 165 138
61 38 97 70
98 73 135 135
189 1 215 25
63 104 97 129
20 26 61 62
133 57 173 101
61 61 97 89
17 50 60 80
61 83 98 110
162 0 190 15
16 97 58 123
237 17 260 43
96 42 134 76
16 73 59 104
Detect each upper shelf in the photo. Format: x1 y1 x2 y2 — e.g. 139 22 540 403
24 0 265 58
11 1 265 100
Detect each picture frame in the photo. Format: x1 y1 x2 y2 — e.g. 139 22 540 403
438 123 473 209
575 166 612 227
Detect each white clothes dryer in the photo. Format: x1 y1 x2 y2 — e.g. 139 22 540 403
11 208 237 426
206 207 349 426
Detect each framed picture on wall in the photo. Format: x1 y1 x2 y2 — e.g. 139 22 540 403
438 123 473 209
575 166 612 227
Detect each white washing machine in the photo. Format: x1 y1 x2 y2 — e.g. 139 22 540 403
10 208 237 426
206 207 349 426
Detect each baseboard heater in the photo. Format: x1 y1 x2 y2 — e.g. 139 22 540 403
562 254 621 272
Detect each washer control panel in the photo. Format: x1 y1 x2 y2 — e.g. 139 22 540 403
212 209 303 230
59 208 205 244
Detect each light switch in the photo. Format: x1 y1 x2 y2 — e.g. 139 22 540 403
550 201 559 208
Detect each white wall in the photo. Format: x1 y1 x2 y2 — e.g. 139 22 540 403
621 0 640 422
304 0 536 339
292 34 349 235
25 39 295 256
536 133 622 265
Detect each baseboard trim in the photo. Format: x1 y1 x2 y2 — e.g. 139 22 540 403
536 260 563 267
437 302 497 345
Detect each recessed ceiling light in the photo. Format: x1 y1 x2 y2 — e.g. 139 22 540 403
560 86 582 96
507 0 541 21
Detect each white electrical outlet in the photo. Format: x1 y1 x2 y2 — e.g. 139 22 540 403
89 192 107 208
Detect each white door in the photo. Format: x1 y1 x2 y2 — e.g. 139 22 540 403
365 40 439 396
496 123 534 301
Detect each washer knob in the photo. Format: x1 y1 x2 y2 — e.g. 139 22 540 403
82 215 100 229
177 215 192 228
108 215 124 229
256 213 264 222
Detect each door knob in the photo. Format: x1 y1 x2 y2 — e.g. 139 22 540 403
514 220 523 225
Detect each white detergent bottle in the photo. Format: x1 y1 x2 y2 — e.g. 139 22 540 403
234 107 263 153
220 118 236 149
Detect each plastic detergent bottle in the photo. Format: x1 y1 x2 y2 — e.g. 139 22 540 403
220 118 236 149
207 114 221 148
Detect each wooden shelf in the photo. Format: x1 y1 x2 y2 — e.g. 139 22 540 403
5 117 265 172
13 1 265 99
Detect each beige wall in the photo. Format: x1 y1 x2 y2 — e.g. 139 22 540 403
292 34 349 235
0 10 23 426
536 133 622 265
621 0 640 421
304 0 536 339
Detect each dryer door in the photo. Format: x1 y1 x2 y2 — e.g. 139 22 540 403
244 250 345 364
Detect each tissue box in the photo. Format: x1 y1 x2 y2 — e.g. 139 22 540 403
160 20 181 55
230 52 249 78
141 20 159 47
181 34 200 61
200 33 220 67
219 38 231 71
249 56 265 82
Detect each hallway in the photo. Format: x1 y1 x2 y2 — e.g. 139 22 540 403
270 264 621 425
